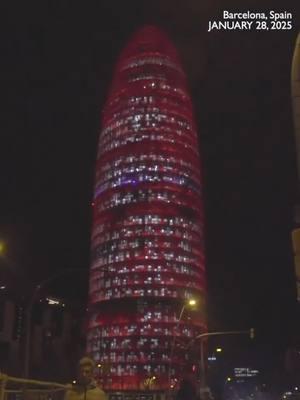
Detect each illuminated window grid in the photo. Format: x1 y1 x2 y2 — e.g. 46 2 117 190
88 26 206 391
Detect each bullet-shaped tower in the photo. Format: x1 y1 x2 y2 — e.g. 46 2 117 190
87 25 207 392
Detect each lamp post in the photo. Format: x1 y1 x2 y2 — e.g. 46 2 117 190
167 298 197 392
186 329 255 398
23 267 86 378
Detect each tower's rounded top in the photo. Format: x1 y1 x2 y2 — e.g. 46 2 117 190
118 25 180 64
132 24 164 38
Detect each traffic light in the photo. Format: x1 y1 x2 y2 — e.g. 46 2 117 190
250 328 255 339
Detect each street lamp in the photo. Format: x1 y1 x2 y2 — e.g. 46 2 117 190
176 298 197 324
186 329 255 398
168 298 197 390
23 267 87 378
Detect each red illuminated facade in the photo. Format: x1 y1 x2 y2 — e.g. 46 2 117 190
87 26 207 391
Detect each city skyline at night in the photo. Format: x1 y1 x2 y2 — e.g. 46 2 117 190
0 2 299 391
87 25 206 391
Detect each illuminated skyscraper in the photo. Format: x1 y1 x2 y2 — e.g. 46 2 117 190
87 25 207 392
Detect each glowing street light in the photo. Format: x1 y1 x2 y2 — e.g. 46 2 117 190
176 298 198 328
216 347 222 353
178 298 198 325
168 297 198 389
188 298 197 306
186 329 254 395
0 241 6 255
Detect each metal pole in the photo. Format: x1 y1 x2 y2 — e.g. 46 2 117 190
24 305 31 379
185 329 253 399
24 285 40 378
167 304 185 394
0 373 7 400
1 373 68 388
186 329 251 350
200 338 205 390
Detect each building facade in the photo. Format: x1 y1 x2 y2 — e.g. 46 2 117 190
0 288 85 381
87 25 206 391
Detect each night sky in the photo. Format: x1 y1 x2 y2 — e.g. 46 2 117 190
1 0 300 367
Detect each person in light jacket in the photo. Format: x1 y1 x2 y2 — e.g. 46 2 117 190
64 357 107 400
